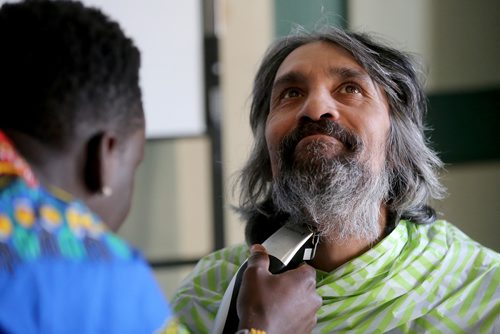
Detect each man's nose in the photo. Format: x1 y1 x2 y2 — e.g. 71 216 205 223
297 90 339 121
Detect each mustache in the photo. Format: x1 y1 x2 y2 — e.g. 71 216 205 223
279 119 363 163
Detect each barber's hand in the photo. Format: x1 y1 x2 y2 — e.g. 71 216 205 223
236 244 321 334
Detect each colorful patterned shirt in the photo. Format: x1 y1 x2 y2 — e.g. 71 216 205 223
173 220 500 333
0 131 174 333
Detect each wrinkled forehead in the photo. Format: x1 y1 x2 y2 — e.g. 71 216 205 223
273 41 370 83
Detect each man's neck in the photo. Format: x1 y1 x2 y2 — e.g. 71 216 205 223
3 129 87 199
310 207 388 272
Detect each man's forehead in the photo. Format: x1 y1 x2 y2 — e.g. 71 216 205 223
273 41 371 83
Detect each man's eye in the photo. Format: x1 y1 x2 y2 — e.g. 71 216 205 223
340 84 361 94
282 88 302 99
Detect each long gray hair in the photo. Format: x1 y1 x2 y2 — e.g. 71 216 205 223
237 27 445 243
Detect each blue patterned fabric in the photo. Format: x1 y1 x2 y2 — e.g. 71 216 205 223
0 131 173 333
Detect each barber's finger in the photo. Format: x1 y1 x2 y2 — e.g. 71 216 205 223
281 263 317 289
246 244 269 269
294 262 317 278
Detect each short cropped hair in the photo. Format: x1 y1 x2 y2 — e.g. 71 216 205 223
0 0 143 148
238 26 445 231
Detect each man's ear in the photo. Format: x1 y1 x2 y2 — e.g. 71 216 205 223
83 132 117 195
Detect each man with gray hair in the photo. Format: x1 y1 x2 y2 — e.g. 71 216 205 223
173 27 500 333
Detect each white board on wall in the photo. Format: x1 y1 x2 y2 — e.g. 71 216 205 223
84 0 205 138
1 0 205 138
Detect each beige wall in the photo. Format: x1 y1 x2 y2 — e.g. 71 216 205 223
119 137 213 298
219 0 274 246
433 162 500 252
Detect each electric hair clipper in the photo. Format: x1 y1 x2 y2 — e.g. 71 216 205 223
212 224 319 334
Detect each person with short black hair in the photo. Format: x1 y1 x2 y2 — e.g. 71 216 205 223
0 1 168 332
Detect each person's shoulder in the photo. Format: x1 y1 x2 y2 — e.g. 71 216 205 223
0 178 144 271
412 219 500 267
431 220 500 325
437 220 498 252
412 219 483 245
175 243 249 292
407 220 500 317
195 243 250 271
0 199 168 333
0 182 169 332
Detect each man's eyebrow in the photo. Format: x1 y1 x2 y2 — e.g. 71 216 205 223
272 71 307 92
329 67 372 82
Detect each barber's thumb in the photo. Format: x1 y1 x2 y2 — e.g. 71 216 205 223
246 244 269 269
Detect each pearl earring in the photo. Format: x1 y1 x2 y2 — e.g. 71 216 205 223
101 186 113 197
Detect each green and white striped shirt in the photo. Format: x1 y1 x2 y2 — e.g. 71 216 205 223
173 220 500 333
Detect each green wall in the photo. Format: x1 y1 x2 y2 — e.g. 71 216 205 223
274 0 346 37
427 89 500 163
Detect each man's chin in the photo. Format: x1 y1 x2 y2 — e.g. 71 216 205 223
294 139 346 159
291 153 351 174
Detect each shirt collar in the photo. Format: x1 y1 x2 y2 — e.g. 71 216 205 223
0 130 38 187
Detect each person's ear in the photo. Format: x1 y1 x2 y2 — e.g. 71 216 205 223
83 132 118 196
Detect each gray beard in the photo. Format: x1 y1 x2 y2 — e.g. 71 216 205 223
271 143 390 243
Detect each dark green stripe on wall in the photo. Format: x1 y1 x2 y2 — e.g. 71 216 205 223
274 0 347 37
426 88 500 163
